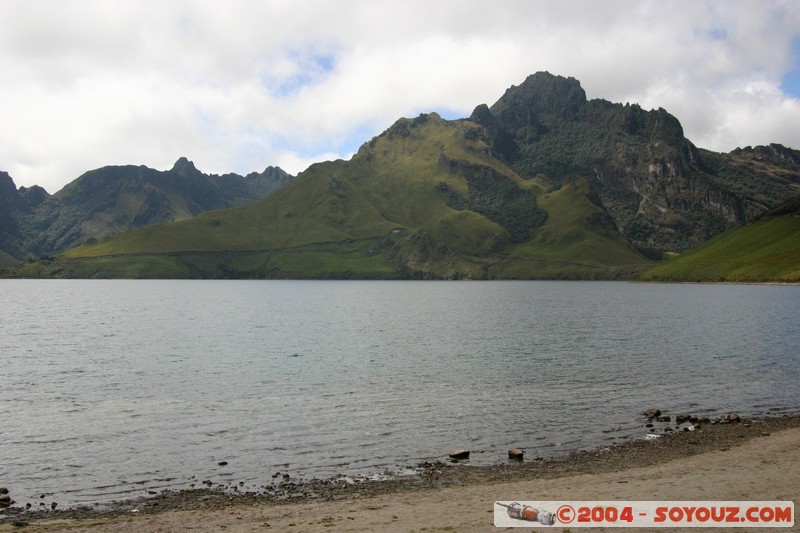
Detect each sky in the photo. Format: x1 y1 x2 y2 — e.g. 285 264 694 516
1 0 800 194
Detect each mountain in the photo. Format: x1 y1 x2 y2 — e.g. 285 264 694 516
0 159 292 260
477 74 800 258
639 194 800 282
7 72 800 279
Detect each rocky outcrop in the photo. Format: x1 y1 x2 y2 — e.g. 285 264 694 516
471 72 800 256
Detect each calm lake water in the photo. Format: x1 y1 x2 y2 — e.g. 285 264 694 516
1 280 799 509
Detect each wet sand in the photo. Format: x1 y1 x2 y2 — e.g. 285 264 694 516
2 415 798 532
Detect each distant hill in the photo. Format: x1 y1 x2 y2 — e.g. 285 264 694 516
0 158 292 260
7 72 800 279
640 195 800 282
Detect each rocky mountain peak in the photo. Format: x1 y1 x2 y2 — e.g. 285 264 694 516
469 103 494 126
0 171 17 199
170 157 200 175
491 71 587 123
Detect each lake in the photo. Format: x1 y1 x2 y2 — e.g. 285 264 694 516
1 280 798 509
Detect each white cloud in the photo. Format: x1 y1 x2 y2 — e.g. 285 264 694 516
1 0 799 193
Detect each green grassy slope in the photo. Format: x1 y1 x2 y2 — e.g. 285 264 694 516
493 178 652 278
640 216 800 282
11 114 653 279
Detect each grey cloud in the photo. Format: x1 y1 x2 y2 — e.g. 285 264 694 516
0 0 799 192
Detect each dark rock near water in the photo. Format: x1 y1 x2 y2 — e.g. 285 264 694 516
0 488 12 509
508 448 524 460
448 449 470 460
658 415 671 422
726 413 741 423
643 408 661 418
676 413 691 424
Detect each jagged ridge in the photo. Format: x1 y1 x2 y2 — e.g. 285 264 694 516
0 159 292 260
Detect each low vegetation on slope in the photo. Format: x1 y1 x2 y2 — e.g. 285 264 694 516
640 196 800 282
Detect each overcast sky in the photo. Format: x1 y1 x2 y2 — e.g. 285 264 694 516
2 0 800 193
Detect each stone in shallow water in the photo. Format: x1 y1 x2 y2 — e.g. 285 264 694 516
448 449 470 460
508 448 524 459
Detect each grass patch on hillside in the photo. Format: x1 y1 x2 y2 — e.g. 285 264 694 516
501 178 653 275
20 237 398 279
640 217 800 282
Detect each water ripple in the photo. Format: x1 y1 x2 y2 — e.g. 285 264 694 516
1 280 798 508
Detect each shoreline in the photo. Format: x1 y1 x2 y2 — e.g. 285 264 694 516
2 414 799 530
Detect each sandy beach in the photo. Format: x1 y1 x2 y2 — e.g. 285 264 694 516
2 416 798 532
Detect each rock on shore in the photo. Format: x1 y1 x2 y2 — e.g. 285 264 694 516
0 487 12 508
448 449 470 460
